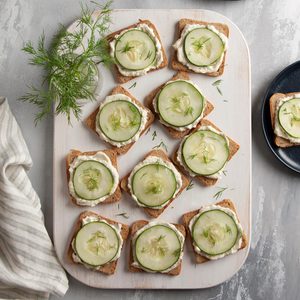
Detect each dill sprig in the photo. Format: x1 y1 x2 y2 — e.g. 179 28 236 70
115 212 129 219
152 140 168 152
20 1 114 124
186 181 194 191
212 79 223 96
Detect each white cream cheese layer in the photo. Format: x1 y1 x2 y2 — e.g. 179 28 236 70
274 93 300 143
173 24 228 73
177 125 229 179
72 215 123 269
189 204 243 260
153 79 206 132
131 222 185 273
95 93 148 147
110 23 163 76
127 155 183 209
68 151 119 206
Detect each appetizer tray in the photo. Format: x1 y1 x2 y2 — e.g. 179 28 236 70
53 9 251 289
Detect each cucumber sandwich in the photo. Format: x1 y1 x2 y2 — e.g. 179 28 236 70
145 71 214 139
182 199 247 263
130 221 185 274
67 150 120 206
270 92 300 147
108 20 167 83
70 211 129 274
172 19 229 76
85 85 154 155
175 119 239 186
121 149 189 218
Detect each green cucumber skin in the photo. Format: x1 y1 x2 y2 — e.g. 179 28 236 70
99 100 142 143
114 29 156 71
156 80 205 128
192 210 239 256
182 130 229 176
72 160 114 201
131 164 177 208
183 28 225 68
74 221 120 267
134 224 181 272
278 98 300 138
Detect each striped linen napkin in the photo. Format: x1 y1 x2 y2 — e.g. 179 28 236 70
0 97 68 299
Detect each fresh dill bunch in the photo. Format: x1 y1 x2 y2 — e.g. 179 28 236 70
20 1 114 124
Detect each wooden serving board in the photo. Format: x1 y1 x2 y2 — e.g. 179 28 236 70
53 9 251 289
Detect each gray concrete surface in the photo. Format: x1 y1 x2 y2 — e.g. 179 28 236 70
1 0 300 299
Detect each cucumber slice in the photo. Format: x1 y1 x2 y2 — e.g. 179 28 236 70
131 164 177 207
73 160 114 200
157 80 205 127
192 210 239 256
184 28 224 67
99 100 142 142
182 130 229 176
278 98 300 138
135 224 182 272
75 221 120 266
115 29 156 71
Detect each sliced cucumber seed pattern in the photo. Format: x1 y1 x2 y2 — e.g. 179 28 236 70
99 100 142 142
115 29 156 71
157 80 204 128
184 28 224 67
75 221 120 266
131 163 177 207
135 224 182 272
73 160 114 200
182 129 229 176
192 210 239 256
278 98 300 138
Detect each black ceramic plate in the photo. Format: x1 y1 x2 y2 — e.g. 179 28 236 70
262 60 300 173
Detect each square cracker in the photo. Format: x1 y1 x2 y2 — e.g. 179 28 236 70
68 211 129 275
182 199 248 264
128 220 186 275
84 85 155 155
269 92 300 148
66 149 121 206
173 119 240 186
144 71 214 139
106 19 168 83
120 148 190 218
171 19 229 77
